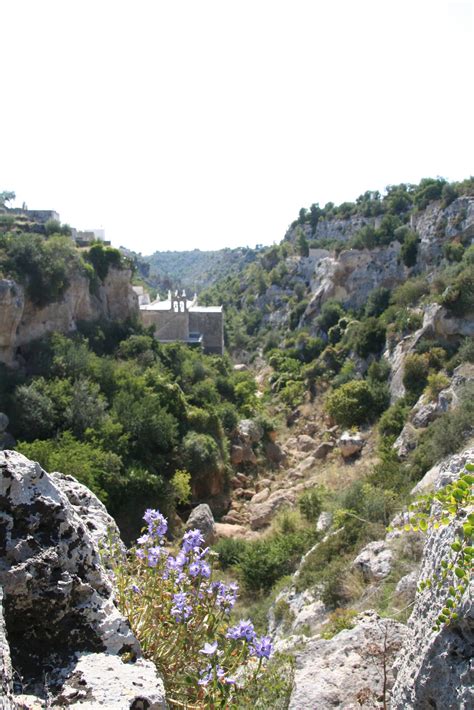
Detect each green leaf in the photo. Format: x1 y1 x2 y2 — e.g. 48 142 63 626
454 567 466 579
451 541 462 552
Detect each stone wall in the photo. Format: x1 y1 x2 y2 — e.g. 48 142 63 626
141 309 190 341
189 310 224 355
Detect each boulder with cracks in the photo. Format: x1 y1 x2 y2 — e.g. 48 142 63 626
0 450 166 708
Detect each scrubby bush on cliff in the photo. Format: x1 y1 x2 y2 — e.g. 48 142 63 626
441 265 474 316
0 232 85 306
378 398 410 438
326 380 374 427
85 241 123 280
351 317 387 358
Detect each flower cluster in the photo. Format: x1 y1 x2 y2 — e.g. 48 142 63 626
116 508 273 706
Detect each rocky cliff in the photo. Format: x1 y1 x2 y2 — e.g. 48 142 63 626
391 449 474 710
0 269 138 366
266 447 473 709
0 450 166 709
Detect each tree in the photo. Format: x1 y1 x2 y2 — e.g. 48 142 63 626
0 191 15 208
326 380 374 427
297 229 309 257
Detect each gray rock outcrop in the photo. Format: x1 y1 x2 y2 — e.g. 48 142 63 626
289 611 406 710
391 448 474 709
0 588 13 709
185 503 216 545
338 430 364 458
0 450 166 708
352 540 393 582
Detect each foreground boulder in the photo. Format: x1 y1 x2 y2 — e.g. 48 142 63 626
0 450 166 708
289 611 406 709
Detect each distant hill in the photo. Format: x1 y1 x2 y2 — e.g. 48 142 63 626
141 247 262 294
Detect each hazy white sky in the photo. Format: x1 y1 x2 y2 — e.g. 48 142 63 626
1 0 473 254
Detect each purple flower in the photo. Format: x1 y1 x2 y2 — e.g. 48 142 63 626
171 591 192 622
130 584 141 594
226 619 256 642
198 666 212 686
211 581 238 611
147 546 163 568
250 635 273 659
181 529 205 553
200 641 218 656
143 509 168 538
135 548 145 560
189 561 201 578
136 533 151 546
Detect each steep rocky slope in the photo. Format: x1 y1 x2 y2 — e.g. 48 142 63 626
265 447 473 709
0 268 138 367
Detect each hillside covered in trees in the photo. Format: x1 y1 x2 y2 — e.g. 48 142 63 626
1 176 473 708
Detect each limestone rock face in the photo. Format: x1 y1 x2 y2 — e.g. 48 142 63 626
50 471 125 558
305 242 406 317
289 611 406 710
0 450 166 707
0 279 24 366
352 540 393 582
185 503 216 545
413 195 474 269
395 363 474 458
391 449 474 709
0 269 138 366
387 305 474 402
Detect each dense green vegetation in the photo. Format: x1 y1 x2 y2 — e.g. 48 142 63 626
0 226 128 306
1 177 473 631
138 247 262 295
3 328 259 539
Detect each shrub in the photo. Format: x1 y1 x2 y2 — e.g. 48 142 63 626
86 242 123 280
298 487 324 523
332 359 357 389
441 266 474 316
214 537 248 570
443 241 465 263
17 432 122 504
365 287 391 318
403 353 430 399
401 232 419 267
317 300 345 332
425 372 450 401
352 318 386 358
392 277 429 307
182 431 221 479
171 469 192 505
321 609 358 639
0 233 84 306
238 531 311 592
326 380 374 427
378 399 410 438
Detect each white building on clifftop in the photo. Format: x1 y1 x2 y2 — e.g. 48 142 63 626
140 290 224 355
